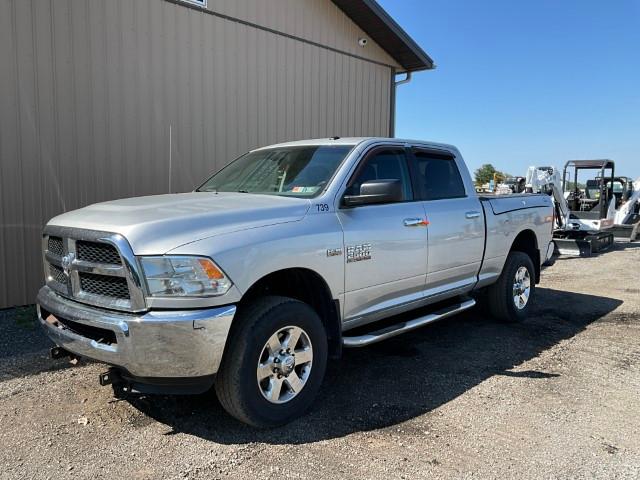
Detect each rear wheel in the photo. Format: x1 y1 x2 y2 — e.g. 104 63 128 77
486 251 535 322
215 296 328 427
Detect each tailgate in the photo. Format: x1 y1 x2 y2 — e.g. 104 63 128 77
483 194 551 215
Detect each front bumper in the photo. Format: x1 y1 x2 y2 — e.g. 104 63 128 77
37 286 236 379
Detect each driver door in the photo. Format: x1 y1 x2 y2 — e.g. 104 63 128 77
336 147 429 324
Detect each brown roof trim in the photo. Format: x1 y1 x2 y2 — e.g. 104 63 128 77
332 0 435 72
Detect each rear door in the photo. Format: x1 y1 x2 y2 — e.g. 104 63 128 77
337 147 428 322
410 148 485 296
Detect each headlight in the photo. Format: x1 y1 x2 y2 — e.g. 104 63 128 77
140 256 232 297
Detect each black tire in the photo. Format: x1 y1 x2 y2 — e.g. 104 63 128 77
215 296 328 427
471 286 491 314
486 251 536 323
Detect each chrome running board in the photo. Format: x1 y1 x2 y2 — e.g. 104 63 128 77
342 298 476 348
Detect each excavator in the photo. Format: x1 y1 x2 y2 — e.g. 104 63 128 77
610 175 640 240
523 160 639 256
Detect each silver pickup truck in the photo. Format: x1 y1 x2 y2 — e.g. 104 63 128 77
37 137 554 426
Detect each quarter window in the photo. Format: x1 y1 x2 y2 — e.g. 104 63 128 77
413 152 466 200
346 149 413 202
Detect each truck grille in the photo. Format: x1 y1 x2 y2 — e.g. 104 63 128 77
77 241 121 265
42 230 145 312
49 264 67 285
48 236 64 256
79 273 130 299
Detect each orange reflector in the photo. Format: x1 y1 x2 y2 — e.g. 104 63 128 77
198 259 225 279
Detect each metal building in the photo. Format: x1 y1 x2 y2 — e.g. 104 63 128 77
0 0 433 308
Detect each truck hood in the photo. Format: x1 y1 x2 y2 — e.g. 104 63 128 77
48 192 311 254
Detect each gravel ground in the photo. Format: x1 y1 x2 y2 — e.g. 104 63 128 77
1 243 639 479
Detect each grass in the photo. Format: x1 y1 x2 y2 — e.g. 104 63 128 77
8 305 38 330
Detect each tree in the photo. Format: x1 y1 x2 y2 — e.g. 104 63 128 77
474 164 504 186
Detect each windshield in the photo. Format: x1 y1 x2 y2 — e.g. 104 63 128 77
198 145 353 197
606 180 624 193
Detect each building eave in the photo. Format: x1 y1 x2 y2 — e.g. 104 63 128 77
332 0 435 72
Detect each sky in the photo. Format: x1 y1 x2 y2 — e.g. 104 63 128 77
378 0 640 179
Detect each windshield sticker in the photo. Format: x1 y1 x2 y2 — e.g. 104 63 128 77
291 186 320 194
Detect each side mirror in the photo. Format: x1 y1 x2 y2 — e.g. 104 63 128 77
343 179 403 207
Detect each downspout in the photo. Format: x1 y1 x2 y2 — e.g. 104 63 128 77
395 71 413 86
389 70 412 137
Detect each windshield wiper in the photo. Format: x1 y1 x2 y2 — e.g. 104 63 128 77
237 190 250 193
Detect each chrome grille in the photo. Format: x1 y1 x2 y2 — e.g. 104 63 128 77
79 273 130 299
42 229 146 312
48 236 64 256
77 241 121 265
49 264 67 285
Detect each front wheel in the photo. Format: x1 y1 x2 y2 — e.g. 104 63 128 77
486 251 536 323
215 296 328 427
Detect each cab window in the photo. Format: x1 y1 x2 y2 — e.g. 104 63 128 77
345 149 413 202
412 151 466 200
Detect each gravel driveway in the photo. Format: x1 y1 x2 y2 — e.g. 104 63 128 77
1 243 639 479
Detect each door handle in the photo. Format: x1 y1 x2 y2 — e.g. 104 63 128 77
403 218 429 227
465 211 481 219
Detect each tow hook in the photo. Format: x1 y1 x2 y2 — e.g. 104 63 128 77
99 368 132 399
98 368 120 386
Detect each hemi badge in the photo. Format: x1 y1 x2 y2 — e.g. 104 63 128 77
327 248 343 257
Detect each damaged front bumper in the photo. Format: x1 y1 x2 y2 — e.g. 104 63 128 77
37 286 236 391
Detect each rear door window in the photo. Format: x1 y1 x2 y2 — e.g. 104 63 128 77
412 151 466 200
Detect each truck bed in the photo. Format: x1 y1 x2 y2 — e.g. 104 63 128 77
479 193 551 215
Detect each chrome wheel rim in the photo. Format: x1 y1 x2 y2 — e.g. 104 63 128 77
257 326 313 404
513 266 531 310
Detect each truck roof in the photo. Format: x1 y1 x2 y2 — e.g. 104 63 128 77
252 137 459 152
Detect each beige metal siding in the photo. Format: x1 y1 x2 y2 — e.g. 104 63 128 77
197 0 401 68
0 0 393 308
